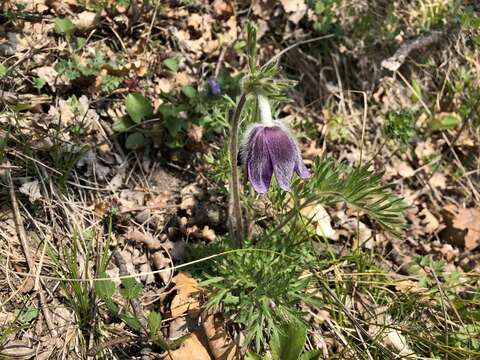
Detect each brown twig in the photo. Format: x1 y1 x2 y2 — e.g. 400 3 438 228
381 30 445 71
6 170 56 335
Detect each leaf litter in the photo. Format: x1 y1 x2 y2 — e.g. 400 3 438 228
0 0 479 358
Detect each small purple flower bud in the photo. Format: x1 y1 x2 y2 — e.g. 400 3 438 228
207 79 221 96
240 121 311 193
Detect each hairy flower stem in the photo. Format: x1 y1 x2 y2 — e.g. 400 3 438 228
229 93 247 248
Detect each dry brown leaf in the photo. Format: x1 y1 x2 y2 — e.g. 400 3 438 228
252 0 277 18
156 77 175 93
419 207 440 234
213 0 234 18
395 280 425 293
429 172 447 189
301 204 338 240
73 11 100 32
32 66 58 88
127 228 161 250
202 311 237 360
175 71 194 86
146 191 171 209
452 207 480 250
352 221 374 250
152 252 172 284
392 159 415 178
171 273 202 317
369 308 413 356
19 179 42 203
415 140 436 162
280 0 307 24
180 196 196 214
222 16 238 45
302 141 323 160
169 332 211 360
187 124 204 143
0 340 36 359
201 226 216 242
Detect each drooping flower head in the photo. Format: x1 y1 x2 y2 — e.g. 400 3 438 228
207 79 221 96
240 95 310 193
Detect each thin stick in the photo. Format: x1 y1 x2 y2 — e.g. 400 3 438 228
7 170 56 335
229 93 247 248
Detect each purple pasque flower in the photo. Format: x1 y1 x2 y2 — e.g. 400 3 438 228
240 95 310 193
207 79 221 96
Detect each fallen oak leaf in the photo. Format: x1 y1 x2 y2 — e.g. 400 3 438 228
201 310 238 360
168 332 211 360
170 273 202 317
442 205 480 250
452 207 480 251
280 0 308 24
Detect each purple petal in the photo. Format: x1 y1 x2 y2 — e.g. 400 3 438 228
240 124 262 165
264 126 297 191
207 79 221 95
295 155 311 179
247 128 273 193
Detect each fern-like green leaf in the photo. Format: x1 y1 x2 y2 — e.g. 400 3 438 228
294 158 408 235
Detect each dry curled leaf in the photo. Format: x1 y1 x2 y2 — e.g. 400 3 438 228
19 179 42 203
452 207 480 250
171 273 202 317
73 11 100 32
202 311 237 360
169 332 211 360
301 204 338 240
419 207 440 234
0 340 36 359
280 0 307 24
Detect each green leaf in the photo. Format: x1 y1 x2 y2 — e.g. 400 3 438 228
148 311 162 337
0 64 7 77
247 22 257 73
0 134 8 163
54 17 76 35
245 351 266 360
33 77 46 91
297 158 407 235
431 112 461 131
105 299 119 315
125 132 146 150
181 85 197 99
299 350 321 360
120 313 141 331
119 277 143 300
94 272 116 299
198 276 224 286
163 58 179 72
270 319 307 360
152 335 170 350
411 78 422 103
126 93 153 123
16 308 39 325
112 116 135 132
